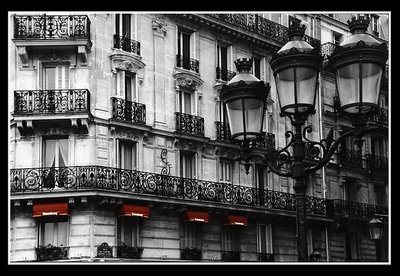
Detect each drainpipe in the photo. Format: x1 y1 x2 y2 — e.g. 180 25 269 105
318 72 330 262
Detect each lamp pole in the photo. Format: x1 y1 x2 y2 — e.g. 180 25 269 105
220 14 388 262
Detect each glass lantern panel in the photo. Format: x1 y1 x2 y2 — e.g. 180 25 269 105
276 68 295 112
369 227 383 240
226 98 244 139
296 67 318 111
362 63 382 106
243 98 264 139
336 63 360 113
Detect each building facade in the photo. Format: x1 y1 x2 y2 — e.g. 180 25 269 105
9 12 389 263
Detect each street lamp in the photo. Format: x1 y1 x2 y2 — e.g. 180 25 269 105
368 215 388 261
220 15 388 262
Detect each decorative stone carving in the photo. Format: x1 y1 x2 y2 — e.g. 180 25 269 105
152 16 167 35
174 72 204 92
110 50 145 80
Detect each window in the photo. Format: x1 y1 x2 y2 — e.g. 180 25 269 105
221 226 240 253
217 44 233 81
253 57 261 79
43 137 69 168
374 186 387 207
177 28 193 70
180 221 201 249
257 224 273 254
371 15 379 36
42 64 70 90
307 228 314 257
332 31 342 46
124 72 136 102
39 216 69 247
118 140 137 170
180 151 196 179
117 217 140 246
219 159 233 183
344 233 359 261
115 14 132 40
178 90 193 115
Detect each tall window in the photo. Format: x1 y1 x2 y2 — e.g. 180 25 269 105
117 217 140 246
125 72 136 102
180 151 195 179
39 216 69 247
177 28 192 70
345 233 359 261
217 44 232 81
115 14 132 40
370 15 379 36
307 228 314 257
219 159 233 183
374 186 387 207
253 57 261 79
180 221 201 249
43 137 69 168
42 64 70 90
178 90 193 115
221 226 240 252
256 224 273 255
118 140 137 170
332 31 342 46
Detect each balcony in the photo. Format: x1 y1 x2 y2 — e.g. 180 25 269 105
111 97 146 125
250 132 276 155
10 166 387 221
13 89 91 136
113 35 140 55
14 89 90 115
13 14 91 65
216 67 236 82
338 148 363 170
215 121 231 141
365 154 388 173
175 112 204 136
176 55 199 73
367 108 388 126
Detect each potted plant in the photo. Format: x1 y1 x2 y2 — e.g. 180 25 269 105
35 244 68 261
180 247 202 261
116 243 144 259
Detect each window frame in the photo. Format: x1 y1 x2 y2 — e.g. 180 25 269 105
38 215 69 247
256 223 273 254
180 221 202 249
117 139 137 171
117 216 141 247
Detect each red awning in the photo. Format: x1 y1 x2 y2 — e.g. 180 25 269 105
118 204 150 218
32 202 70 217
183 210 209 223
223 215 248 226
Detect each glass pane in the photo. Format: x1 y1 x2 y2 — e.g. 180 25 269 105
276 69 295 112
336 64 360 113
125 75 132 101
296 67 318 110
123 218 133 246
57 221 68 247
258 225 266 253
58 139 69 167
44 222 55 246
244 98 264 139
226 99 244 139
45 67 56 90
184 92 191 114
44 139 56 167
362 63 382 106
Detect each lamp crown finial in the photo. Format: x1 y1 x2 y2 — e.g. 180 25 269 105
234 58 253 73
348 15 370 34
288 20 306 40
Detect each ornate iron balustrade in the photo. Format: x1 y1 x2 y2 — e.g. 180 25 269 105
216 67 236 82
367 108 388 126
10 166 386 220
215 121 231 141
176 55 199 73
14 14 90 39
14 89 90 114
113 35 140 55
251 132 276 155
365 154 388 173
111 97 146 125
329 199 388 220
175 112 204 136
338 148 364 169
221 251 240 262
258 253 274 262
210 14 320 48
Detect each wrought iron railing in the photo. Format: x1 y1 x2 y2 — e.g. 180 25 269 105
14 14 91 40
10 166 387 220
111 97 146 125
113 35 140 55
215 121 231 141
216 67 236 82
175 112 204 136
365 154 388 173
176 55 199 73
251 132 276 155
321 42 336 59
14 89 90 114
210 14 320 49
327 199 388 220
338 148 363 169
258 253 274 262
368 108 388 126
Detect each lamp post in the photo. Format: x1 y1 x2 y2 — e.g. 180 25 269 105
368 214 388 261
220 15 388 262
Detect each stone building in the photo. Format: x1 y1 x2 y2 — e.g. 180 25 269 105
9 12 389 263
